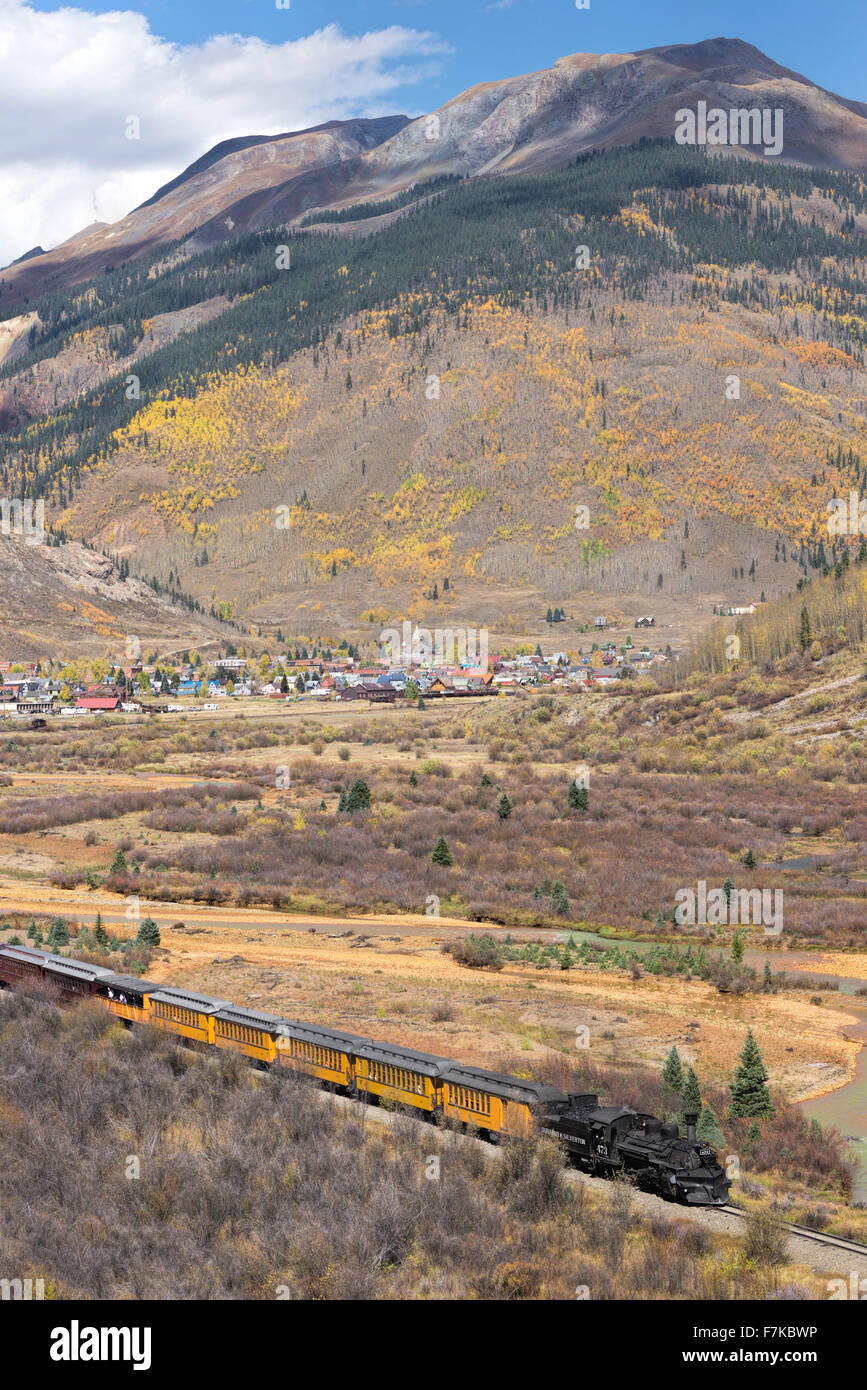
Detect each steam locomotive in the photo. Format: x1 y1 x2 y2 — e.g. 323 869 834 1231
541 1093 730 1205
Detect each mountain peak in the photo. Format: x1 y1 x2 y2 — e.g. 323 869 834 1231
3 39 866 312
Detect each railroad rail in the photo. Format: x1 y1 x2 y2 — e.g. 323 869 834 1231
719 1203 867 1255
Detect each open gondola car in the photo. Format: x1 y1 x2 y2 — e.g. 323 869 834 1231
96 974 160 1025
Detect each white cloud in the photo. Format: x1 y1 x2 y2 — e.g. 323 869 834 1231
0 1 448 265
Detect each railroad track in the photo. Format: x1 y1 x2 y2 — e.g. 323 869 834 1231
719 1203 867 1256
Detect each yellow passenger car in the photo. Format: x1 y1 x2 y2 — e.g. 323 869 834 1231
276 1022 370 1090
146 987 231 1044
95 974 159 1025
441 1065 567 1139
213 1004 283 1065
354 1042 451 1114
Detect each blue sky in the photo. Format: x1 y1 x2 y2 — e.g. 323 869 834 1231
24 0 867 109
1 0 864 265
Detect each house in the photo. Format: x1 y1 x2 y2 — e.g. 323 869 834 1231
337 682 396 703
594 616 606 629
635 616 656 628
76 694 121 712
76 684 122 712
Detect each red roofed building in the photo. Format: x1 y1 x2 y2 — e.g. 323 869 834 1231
76 684 121 712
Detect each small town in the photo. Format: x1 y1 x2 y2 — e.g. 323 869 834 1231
0 629 675 718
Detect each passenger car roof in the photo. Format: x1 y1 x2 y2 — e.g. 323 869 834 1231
148 987 232 1013
442 1064 566 1104
214 1004 285 1029
100 974 159 993
356 1041 452 1076
278 1021 372 1048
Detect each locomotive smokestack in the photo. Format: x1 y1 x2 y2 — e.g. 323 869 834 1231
684 1112 698 1143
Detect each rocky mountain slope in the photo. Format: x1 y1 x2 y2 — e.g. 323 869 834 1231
3 38 866 313
1 39 866 653
0 536 232 660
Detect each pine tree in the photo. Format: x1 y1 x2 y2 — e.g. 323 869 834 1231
799 604 812 650
729 1029 774 1118
136 917 161 947
696 1102 725 1148
743 848 757 870
723 877 735 909
94 914 109 950
496 792 512 820
47 917 69 949
662 1046 684 1093
110 848 128 874
568 781 589 810
680 1066 702 1124
731 932 744 963
337 789 347 812
551 881 569 915
763 960 773 992
345 778 371 813
409 770 418 787
431 836 453 866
